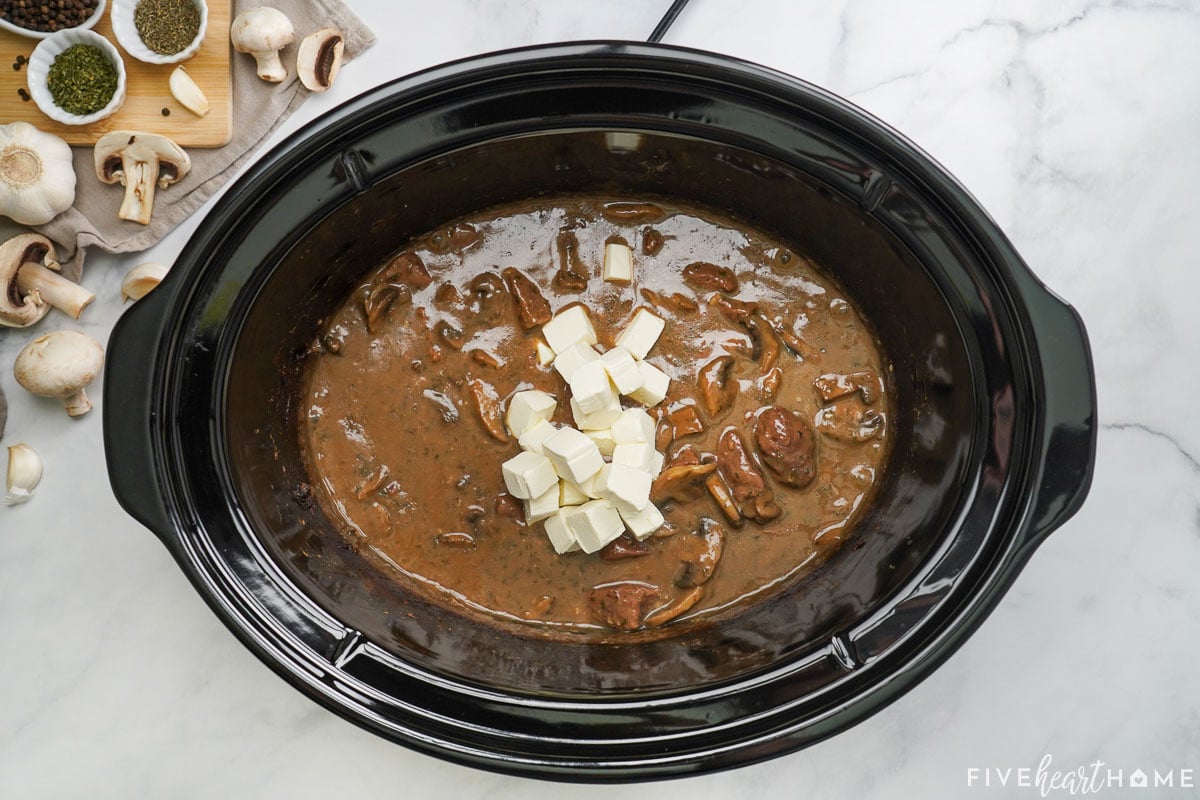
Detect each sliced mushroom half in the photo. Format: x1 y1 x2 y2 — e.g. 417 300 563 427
94 132 191 225
297 28 344 93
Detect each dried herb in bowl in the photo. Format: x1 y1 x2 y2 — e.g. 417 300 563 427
134 0 200 56
46 43 116 115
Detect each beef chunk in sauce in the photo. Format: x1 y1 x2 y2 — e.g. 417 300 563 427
754 406 817 488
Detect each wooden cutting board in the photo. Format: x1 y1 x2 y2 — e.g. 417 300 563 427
0 2 232 147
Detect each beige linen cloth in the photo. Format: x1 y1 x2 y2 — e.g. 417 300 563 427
28 0 375 280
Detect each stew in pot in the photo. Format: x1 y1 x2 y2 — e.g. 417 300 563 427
299 196 892 636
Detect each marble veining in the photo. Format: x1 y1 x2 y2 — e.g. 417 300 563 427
2 1 1198 797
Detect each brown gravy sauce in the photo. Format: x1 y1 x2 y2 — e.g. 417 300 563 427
300 196 892 635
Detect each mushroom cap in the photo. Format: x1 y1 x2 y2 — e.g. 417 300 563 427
13 329 105 400
231 7 295 53
94 131 192 187
0 232 55 328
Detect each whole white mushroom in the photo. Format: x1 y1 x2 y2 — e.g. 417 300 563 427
13 330 105 417
231 7 295 82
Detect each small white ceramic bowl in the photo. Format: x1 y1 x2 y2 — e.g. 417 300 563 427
0 0 106 40
27 28 127 126
110 0 207 64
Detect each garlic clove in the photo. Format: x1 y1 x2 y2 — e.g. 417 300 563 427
169 66 210 117
121 262 169 303
5 443 43 506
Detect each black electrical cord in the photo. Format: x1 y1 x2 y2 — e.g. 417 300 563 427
647 0 692 43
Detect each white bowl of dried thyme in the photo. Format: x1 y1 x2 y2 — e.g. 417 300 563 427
111 0 208 65
27 28 127 125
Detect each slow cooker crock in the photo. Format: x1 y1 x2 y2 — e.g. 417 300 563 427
103 43 1096 781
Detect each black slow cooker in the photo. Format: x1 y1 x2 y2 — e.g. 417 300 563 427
103 43 1096 780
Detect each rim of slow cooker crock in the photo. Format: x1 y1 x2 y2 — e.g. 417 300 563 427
104 41 1094 781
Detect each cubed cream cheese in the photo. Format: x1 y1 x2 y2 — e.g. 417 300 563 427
649 449 665 477
568 360 618 416
602 242 633 284
604 132 643 152
598 463 653 514
565 499 625 553
614 307 665 360
628 360 670 407
570 393 623 430
610 407 656 444
585 427 617 457
599 346 644 395
612 442 658 472
536 340 556 366
517 418 558 455
505 389 557 436
543 509 581 554
578 469 607 499
619 501 665 541
524 482 560 524
542 426 605 483
559 479 589 507
552 341 601 381
501 450 558 500
542 305 597 354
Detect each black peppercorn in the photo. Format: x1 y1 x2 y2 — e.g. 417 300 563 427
0 0 98 32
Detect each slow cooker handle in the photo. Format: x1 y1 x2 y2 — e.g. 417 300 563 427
1020 284 1097 547
103 286 175 543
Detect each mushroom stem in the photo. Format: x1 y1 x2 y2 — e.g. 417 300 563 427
15 261 93 318
60 388 92 417
117 158 161 225
252 51 287 82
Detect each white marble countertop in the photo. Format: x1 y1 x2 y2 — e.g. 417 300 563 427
2 1 1198 797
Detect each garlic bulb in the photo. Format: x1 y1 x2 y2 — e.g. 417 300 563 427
5 443 43 506
0 122 77 226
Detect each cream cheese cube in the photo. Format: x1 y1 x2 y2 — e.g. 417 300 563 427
536 340 556 367
559 479 589 507
553 341 601 381
619 501 665 541
524 482 560 524
570 393 623 430
544 509 581 554
627 360 670 407
615 307 665 360
518 418 558 455
599 346 645 396
566 499 625 553
649 449 665 477
542 426 605 483
602 242 633 284
506 390 557 436
599 463 652 514
501 450 558 500
610 407 656 444
585 427 617 457
578 469 608 499
567 360 618 416
542 305 597 354
612 442 658 473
